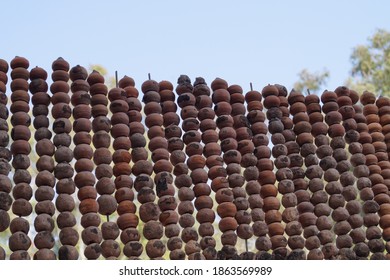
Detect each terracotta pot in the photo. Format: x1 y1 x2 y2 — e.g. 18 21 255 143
90 83 108 96
10 67 29 80
261 84 279 98
0 58 9 73
52 57 69 71
51 70 69 82
50 81 70 93
210 78 228 91
245 90 262 102
10 56 29 69
69 65 88 81
141 80 159 93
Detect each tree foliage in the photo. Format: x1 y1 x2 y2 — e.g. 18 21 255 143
349 29 390 95
293 68 329 94
294 29 390 96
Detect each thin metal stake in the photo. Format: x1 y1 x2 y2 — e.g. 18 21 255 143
148 73 151 80
115 70 118 88
250 82 253 91
245 239 249 252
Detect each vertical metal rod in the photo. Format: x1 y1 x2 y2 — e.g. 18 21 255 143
115 70 118 88
250 82 253 91
148 73 151 80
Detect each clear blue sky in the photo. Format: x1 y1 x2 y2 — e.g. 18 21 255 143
1 0 389 92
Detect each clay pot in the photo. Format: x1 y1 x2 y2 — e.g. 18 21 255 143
290 102 306 115
210 78 228 91
10 56 29 69
360 91 376 105
322 100 340 114
51 70 69 82
287 91 304 105
11 67 29 80
263 95 280 109
218 217 238 232
141 80 159 93
117 213 139 230
0 58 9 73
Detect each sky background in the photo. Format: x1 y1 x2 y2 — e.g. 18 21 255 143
1 0 389 93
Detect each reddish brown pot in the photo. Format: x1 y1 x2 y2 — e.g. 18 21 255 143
245 90 262 103
158 80 173 91
90 83 108 96
50 81 70 93
290 102 306 115
360 91 376 105
321 90 337 103
11 67 29 80
212 89 230 103
268 223 285 237
218 217 238 232
0 58 9 73
52 57 69 71
263 95 280 109
263 197 281 212
0 71 8 84
10 78 28 91
141 80 159 93
117 213 139 230
92 103 110 118
69 65 88 81
261 84 278 98
210 78 228 91
293 112 310 124
51 70 69 82
10 56 29 69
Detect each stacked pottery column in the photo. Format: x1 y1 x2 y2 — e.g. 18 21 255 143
194 77 218 260
361 91 390 259
0 59 11 260
245 88 270 259
261 84 287 259
376 95 390 258
173 76 197 259
88 70 113 259
334 87 363 259
143 79 177 260
321 87 354 259
351 99 378 259
275 88 303 260
179 82 208 260
319 90 343 259
91 71 120 260
175 75 203 259
135 79 165 259
30 66 56 259
228 84 254 259
130 93 156 259
210 78 237 259
159 80 186 260
8 56 32 260
51 57 78 260
149 81 178 260
305 93 328 260
119 77 143 260
282 90 308 260
70 65 97 259
344 89 378 259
